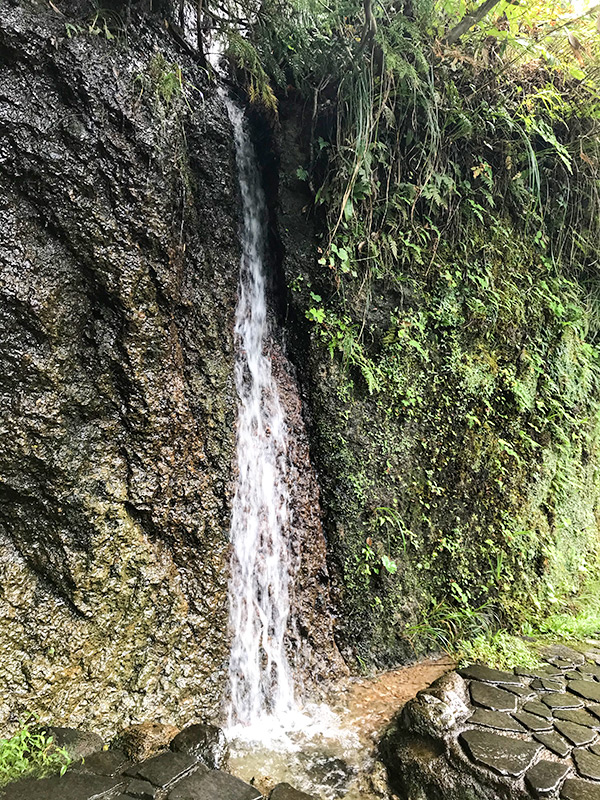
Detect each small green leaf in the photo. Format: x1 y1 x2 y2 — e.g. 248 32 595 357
382 555 398 574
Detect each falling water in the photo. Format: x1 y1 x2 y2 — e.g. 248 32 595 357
226 98 296 729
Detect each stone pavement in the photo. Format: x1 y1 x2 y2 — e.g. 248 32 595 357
381 643 600 799
0 725 315 800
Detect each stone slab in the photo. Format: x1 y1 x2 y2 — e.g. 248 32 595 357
516 666 564 679
581 665 600 680
573 748 600 782
525 760 571 797
554 720 597 747
543 646 586 667
533 731 572 758
468 709 527 732
460 665 523 685
569 681 600 704
125 752 197 788
554 709 600 730
460 729 541 777
524 700 554 720
168 769 261 800
591 743 600 757
513 711 553 732
543 693 584 710
588 705 600 722
0 772 123 799
470 682 517 712
561 778 600 799
506 684 536 699
269 783 317 800
124 778 158 799
72 749 132 776
532 678 566 692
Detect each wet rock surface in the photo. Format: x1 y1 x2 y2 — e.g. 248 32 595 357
169 723 229 770
46 727 105 761
269 783 317 800
381 644 600 799
0 725 267 800
0 2 239 734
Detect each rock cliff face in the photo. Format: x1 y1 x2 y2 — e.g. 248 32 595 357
0 2 239 733
0 0 346 734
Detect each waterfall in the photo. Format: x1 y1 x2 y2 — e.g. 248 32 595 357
225 98 296 728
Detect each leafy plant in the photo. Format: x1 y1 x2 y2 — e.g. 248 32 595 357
0 721 71 787
457 631 540 670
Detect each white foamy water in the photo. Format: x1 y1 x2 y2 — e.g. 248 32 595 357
223 95 415 799
226 98 296 729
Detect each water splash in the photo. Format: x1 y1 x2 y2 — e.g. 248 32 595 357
226 98 296 728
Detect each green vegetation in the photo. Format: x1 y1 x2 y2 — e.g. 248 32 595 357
0 721 71 787
135 52 187 108
241 0 600 663
532 579 600 639
458 631 541 670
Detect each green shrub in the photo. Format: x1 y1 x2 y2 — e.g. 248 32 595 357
0 721 71 787
458 631 540 670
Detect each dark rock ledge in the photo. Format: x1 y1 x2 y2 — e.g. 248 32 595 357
380 644 600 800
0 723 317 800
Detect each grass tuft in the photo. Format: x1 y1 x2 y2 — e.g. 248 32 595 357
0 721 71 788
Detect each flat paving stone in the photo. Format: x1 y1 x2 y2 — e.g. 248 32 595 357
569 681 600 704
168 769 261 800
460 729 541 777
581 665 600 680
591 743 600 756
516 666 564 679
468 709 527 732
506 684 536 699
554 720 597 747
470 682 517 712
543 646 586 667
0 772 123 799
533 678 566 692
525 700 555 720
542 693 584 711
513 711 553 732
125 752 197 788
588 705 600 721
269 783 317 800
460 665 523 685
554 709 600 729
525 760 571 797
533 731 572 758
573 748 600 782
72 749 132 776
552 659 579 670
561 778 600 799
124 778 157 798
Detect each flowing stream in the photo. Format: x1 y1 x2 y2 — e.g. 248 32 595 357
226 98 296 730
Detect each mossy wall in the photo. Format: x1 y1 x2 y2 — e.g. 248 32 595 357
275 90 600 668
